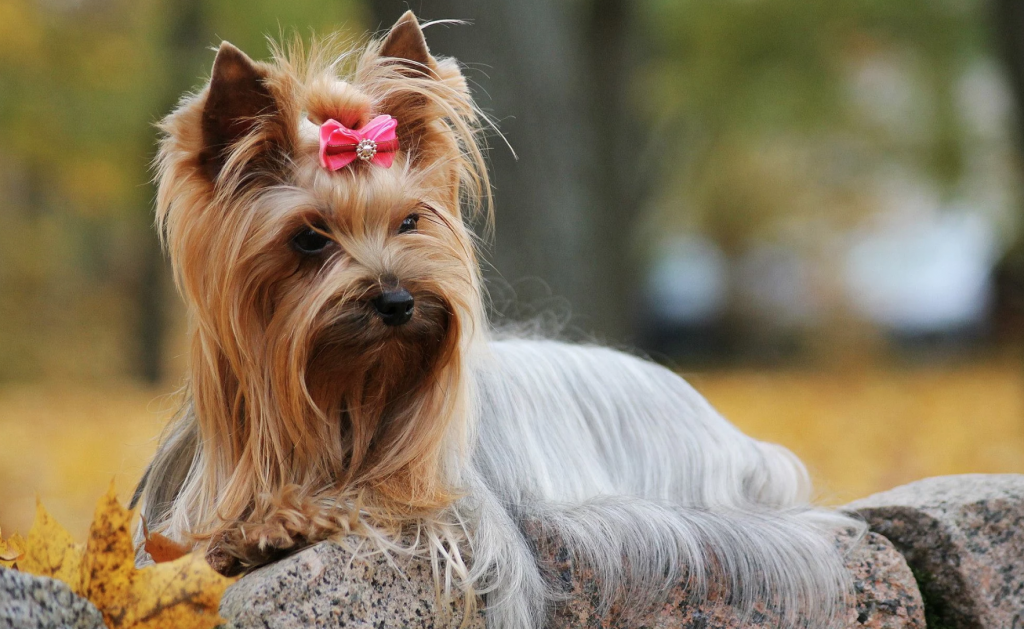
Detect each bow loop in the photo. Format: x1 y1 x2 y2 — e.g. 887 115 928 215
319 115 399 170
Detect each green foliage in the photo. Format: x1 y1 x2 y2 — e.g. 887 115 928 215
203 0 367 61
639 0 1007 249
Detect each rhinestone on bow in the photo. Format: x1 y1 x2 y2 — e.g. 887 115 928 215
355 139 378 162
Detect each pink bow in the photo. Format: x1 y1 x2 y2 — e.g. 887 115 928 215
319 115 399 170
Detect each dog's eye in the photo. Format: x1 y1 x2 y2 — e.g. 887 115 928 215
398 213 420 234
291 225 332 255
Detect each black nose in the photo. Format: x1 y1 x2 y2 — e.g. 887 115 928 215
373 288 414 326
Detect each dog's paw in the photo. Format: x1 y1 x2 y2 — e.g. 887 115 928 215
204 541 244 577
204 524 308 576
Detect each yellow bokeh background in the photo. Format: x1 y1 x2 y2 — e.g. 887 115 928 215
690 362 1024 504
2 362 1022 538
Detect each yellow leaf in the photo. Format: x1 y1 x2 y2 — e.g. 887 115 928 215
77 484 235 629
128 553 236 629
0 527 23 567
5 533 27 565
80 484 136 623
15 500 84 591
7 484 236 629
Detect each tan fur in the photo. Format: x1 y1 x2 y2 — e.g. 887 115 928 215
147 14 490 578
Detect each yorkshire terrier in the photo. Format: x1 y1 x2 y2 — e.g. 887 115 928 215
134 12 862 629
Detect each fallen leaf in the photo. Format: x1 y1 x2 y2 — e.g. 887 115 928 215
3 533 26 568
83 485 235 629
127 552 238 629
12 484 236 629
15 500 84 590
0 527 23 567
142 520 190 564
79 485 137 625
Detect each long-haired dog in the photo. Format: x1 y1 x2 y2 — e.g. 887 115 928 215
134 12 863 628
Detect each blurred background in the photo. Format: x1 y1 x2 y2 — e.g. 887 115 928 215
2 0 1024 536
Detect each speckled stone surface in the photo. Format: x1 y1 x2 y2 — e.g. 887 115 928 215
223 527 924 629
846 474 1024 629
220 539 486 629
536 528 924 629
844 532 927 629
0 567 106 629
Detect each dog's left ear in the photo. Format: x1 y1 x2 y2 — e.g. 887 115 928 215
195 42 294 184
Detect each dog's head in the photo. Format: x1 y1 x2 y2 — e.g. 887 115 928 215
153 13 487 557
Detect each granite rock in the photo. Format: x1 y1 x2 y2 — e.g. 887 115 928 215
222 527 924 629
220 539 486 629
844 532 927 629
846 473 1024 629
0 567 105 629
538 528 924 629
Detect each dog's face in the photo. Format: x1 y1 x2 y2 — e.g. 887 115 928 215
153 13 487 552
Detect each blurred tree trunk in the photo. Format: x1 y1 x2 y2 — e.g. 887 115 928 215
134 0 207 383
583 0 647 342
990 0 1024 350
993 0 1024 150
369 0 642 343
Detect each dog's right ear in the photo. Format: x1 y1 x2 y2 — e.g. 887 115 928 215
369 11 476 178
380 10 436 71
198 42 289 182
